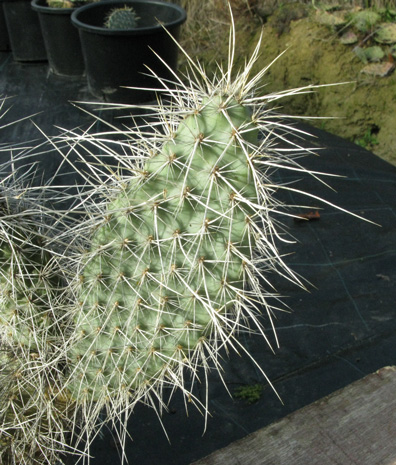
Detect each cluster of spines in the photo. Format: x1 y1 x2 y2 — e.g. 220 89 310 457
0 173 76 464
0 347 74 465
1 216 55 351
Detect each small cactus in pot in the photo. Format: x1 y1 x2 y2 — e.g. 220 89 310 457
104 5 139 29
46 0 74 7
46 0 98 9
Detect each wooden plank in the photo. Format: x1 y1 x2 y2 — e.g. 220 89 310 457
191 366 396 465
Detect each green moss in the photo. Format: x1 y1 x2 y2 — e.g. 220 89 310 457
243 8 396 166
179 3 396 166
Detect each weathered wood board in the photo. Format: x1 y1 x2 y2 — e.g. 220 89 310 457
191 366 396 465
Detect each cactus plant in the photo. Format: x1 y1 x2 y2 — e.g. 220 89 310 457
104 6 139 29
46 0 73 7
0 9 371 463
67 95 267 404
54 16 368 459
0 156 79 464
375 22 396 44
0 201 60 353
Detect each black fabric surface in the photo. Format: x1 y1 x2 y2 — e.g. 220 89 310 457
1 54 395 465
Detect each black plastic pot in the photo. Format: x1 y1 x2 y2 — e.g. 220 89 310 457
31 0 85 76
2 0 47 61
0 7 10 51
71 0 187 103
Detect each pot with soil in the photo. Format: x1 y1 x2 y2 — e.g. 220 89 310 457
31 0 90 76
71 0 187 103
1 0 47 61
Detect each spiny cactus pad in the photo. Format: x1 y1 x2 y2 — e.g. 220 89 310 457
68 95 265 402
104 6 139 29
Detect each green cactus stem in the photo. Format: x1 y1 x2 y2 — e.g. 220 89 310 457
46 0 99 9
67 94 262 403
61 28 330 437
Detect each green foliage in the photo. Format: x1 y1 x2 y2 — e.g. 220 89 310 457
363 45 385 61
332 5 396 68
350 10 381 32
315 9 348 30
104 6 139 29
375 23 396 44
378 7 396 23
355 127 379 148
354 45 385 63
234 384 263 404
